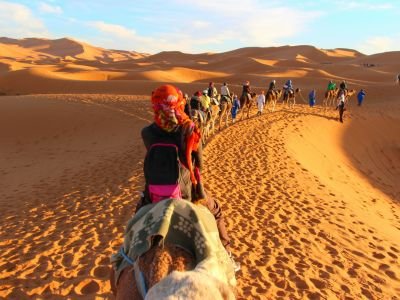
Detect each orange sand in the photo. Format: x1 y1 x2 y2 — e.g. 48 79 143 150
0 37 399 299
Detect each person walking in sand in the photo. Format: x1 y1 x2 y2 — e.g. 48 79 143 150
256 91 266 116
396 73 400 85
309 89 316 107
337 90 346 123
357 89 366 106
231 94 240 123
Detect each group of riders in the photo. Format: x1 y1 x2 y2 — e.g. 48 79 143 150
180 77 361 129
183 79 299 126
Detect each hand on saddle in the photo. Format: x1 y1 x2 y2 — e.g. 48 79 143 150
192 167 207 204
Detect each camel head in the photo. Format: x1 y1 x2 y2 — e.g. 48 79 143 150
145 270 236 300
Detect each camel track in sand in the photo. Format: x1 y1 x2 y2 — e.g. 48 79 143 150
0 95 150 299
1 96 399 299
203 105 400 299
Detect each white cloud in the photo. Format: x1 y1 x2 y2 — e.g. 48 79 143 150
89 21 136 39
169 1 321 51
359 36 400 54
331 0 393 10
87 21 159 52
0 1 49 38
38 2 63 14
192 21 210 29
86 1 322 53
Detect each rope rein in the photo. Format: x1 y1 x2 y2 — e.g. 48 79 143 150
120 247 148 299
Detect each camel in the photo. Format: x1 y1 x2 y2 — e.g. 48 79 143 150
204 104 220 139
345 89 356 106
265 89 282 112
218 95 232 130
190 109 207 145
323 88 339 110
239 92 257 120
110 199 236 300
284 88 300 109
191 102 219 144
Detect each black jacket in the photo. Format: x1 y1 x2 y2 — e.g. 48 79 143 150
190 96 203 111
269 82 276 90
141 123 203 171
242 85 251 95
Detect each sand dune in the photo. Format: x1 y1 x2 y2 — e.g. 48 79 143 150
1 37 400 299
0 37 146 62
1 38 399 96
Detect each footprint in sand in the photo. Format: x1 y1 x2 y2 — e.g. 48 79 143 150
372 252 386 259
92 265 110 279
74 279 100 295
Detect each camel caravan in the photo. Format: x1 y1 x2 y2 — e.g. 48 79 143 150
183 78 360 145
109 80 363 299
185 79 305 145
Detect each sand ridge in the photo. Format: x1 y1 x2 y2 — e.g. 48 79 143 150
1 38 399 96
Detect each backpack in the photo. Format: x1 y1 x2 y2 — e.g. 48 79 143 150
144 143 191 203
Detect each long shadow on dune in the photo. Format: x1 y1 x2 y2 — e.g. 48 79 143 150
279 108 339 121
340 108 400 202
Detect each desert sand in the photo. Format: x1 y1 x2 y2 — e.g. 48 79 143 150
0 38 399 299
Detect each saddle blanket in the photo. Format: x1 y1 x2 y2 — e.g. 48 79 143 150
111 198 236 287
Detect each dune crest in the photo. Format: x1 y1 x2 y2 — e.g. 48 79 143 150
1 37 400 96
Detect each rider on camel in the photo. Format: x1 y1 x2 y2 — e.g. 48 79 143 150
339 80 348 97
190 91 203 111
327 80 336 91
241 81 251 101
138 85 231 249
207 82 219 105
283 79 294 99
221 82 231 98
201 89 212 121
267 79 276 98
183 93 191 117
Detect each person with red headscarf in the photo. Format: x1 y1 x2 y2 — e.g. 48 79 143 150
137 84 231 249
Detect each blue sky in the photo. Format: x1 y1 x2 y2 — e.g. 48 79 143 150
0 0 399 54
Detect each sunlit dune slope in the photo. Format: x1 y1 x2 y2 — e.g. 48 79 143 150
2 38 400 96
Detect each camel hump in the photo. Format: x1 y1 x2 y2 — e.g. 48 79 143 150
112 199 236 285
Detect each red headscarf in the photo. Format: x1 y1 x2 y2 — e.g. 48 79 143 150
151 85 201 185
